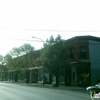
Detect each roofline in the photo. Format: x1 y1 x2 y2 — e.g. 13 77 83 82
66 35 100 42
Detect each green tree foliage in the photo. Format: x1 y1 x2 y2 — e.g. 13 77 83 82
55 34 62 42
19 43 35 69
5 47 23 70
40 35 70 86
0 55 4 64
19 43 35 83
5 43 35 70
4 43 35 83
10 47 22 70
0 55 7 80
4 53 14 70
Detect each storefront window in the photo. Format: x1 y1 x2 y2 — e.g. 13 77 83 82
77 63 90 86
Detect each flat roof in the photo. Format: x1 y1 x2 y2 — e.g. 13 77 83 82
66 35 100 43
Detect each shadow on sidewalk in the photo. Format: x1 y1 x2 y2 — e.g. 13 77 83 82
3 81 87 94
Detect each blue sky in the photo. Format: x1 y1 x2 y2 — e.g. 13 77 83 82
0 0 100 56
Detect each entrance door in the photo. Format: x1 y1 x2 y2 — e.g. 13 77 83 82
71 65 77 85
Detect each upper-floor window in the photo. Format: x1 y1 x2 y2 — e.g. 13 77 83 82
80 46 87 59
70 48 74 59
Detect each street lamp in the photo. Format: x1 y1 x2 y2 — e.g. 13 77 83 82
32 36 45 85
32 36 44 44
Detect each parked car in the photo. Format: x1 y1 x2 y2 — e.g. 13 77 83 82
86 83 100 94
86 83 100 99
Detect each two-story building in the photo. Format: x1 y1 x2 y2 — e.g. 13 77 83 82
6 35 100 87
66 35 100 86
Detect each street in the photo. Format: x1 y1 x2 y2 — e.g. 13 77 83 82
0 82 90 100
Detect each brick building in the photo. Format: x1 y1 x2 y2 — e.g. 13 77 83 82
66 35 100 86
5 35 100 87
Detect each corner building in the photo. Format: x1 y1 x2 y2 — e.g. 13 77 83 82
66 35 100 86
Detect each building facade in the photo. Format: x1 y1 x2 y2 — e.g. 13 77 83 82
4 35 100 87
66 35 100 86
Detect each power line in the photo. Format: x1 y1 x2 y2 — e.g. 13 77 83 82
0 37 46 42
0 27 100 32
0 37 100 45
26 29 100 32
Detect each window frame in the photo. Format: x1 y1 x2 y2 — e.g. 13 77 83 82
70 47 74 59
80 46 87 59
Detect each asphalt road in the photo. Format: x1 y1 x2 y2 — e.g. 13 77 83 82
0 82 90 100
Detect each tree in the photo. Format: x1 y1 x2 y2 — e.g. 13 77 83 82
4 43 35 83
40 35 70 86
19 43 35 83
0 55 4 65
4 53 13 69
0 55 8 81
5 47 25 70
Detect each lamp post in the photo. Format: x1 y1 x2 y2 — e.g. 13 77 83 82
32 36 44 44
32 36 45 85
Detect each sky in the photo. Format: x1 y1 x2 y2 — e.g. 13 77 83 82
0 0 100 56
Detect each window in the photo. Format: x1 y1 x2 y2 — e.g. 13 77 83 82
70 48 74 59
80 46 87 59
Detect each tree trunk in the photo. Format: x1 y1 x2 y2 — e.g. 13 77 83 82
26 70 29 84
49 74 52 84
55 75 59 87
65 75 67 86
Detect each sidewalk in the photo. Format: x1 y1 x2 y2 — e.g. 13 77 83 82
3 81 87 94
26 83 86 93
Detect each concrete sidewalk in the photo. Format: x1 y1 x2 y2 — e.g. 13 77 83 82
25 83 87 93
3 81 87 94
